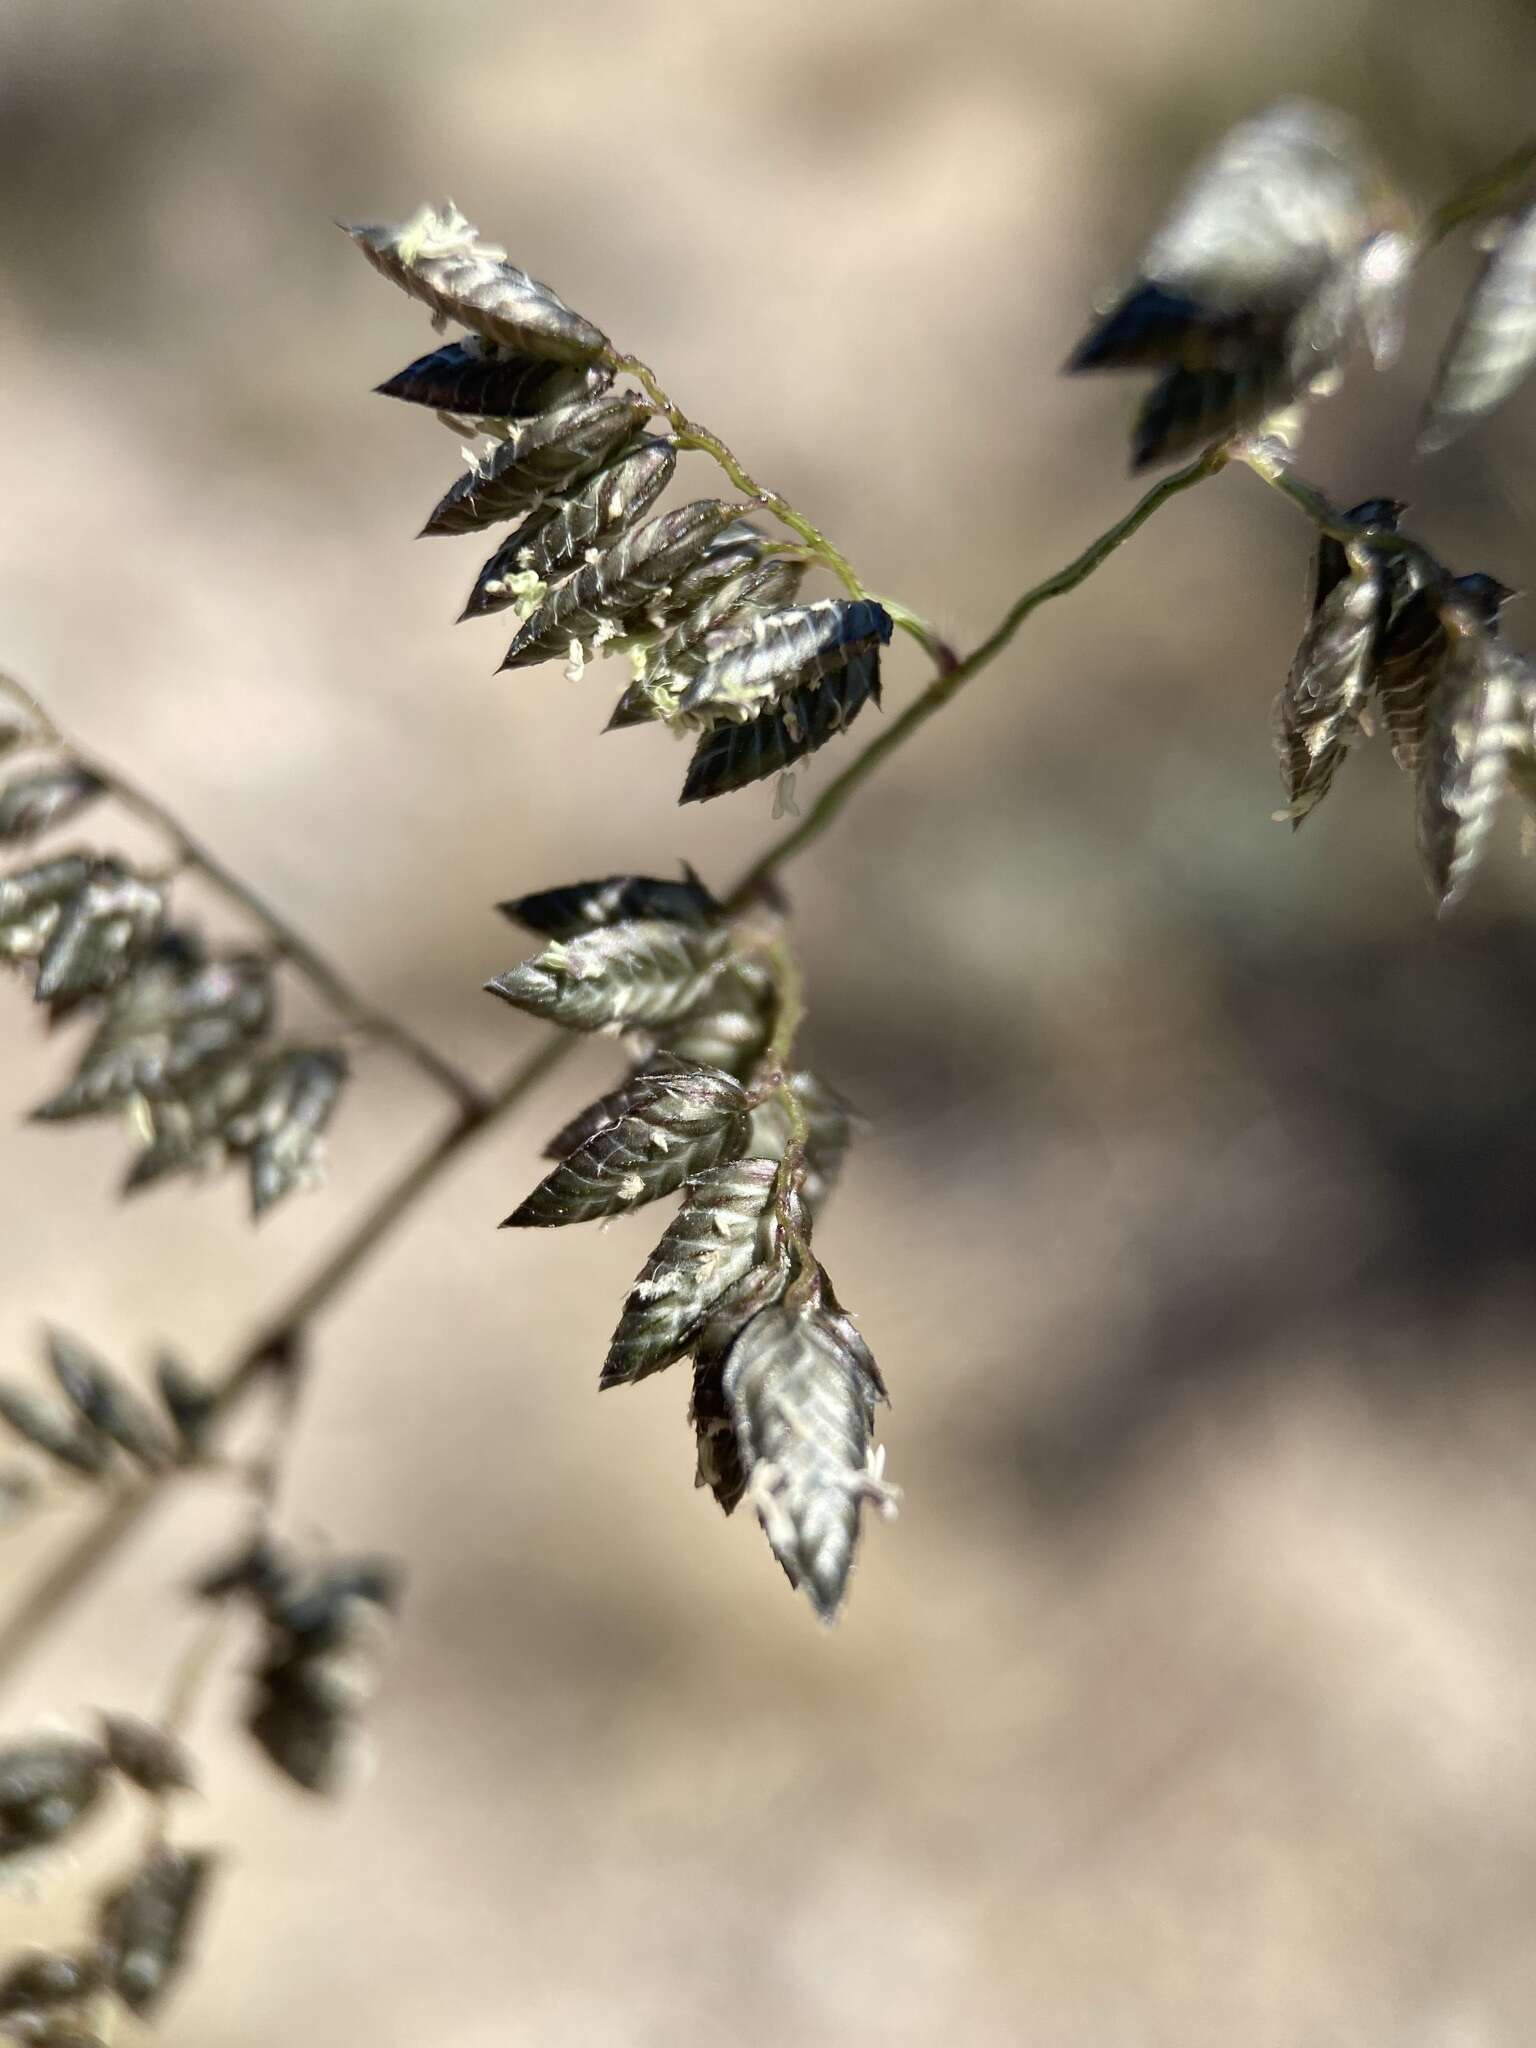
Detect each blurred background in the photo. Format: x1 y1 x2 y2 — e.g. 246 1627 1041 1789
4 1 1536 2041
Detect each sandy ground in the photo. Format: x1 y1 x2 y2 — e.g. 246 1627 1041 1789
4 3 1536 2042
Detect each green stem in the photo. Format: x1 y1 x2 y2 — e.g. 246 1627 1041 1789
611 352 867 596
728 443 1228 901
1235 445 1452 586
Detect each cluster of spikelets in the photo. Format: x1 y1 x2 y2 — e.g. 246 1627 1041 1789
0 705 347 1216
349 204 893 804
1 1669 390 2032
0 1327 216 1501
1067 99 1536 470
486 869 893 1619
1062 102 1536 907
1 1714 212 2038
1066 101 1415 468
1273 500 1534 909
195 1535 400 1794
0 1331 401 1791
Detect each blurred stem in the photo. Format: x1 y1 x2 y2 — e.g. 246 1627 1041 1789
0 674 487 1119
728 443 1229 899
1429 136 1536 243
1235 445 1341 531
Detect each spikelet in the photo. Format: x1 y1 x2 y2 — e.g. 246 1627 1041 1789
1421 196 1536 450
1272 544 1383 824
1068 100 1410 467
346 205 609 363
1416 612 1525 910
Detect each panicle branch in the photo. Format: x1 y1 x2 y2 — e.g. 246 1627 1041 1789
6 115 1536 2028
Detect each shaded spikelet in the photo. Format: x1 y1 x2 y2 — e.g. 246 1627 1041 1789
1378 568 1515 776
0 854 92 961
31 862 165 1004
33 945 272 1120
154 1353 219 1457
630 519 787 645
249 1563 400 1794
0 1948 103 2016
668 521 777 593
626 561 819 712
97 1846 216 2017
0 1736 109 1860
1416 618 1525 910
376 339 610 418
689 1352 748 1514
501 866 721 940
99 1713 197 1796
1132 356 1293 471
649 967 776 1078
0 1385 111 1476
225 1048 349 1219
1421 196 1536 451
608 561 810 730
1067 100 1410 468
46 1329 174 1470
0 765 103 844
193 1541 400 1790
120 1055 261 1195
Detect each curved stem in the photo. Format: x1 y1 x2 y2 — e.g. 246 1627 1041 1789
612 352 864 594
728 443 1229 901
1235 443 1453 587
